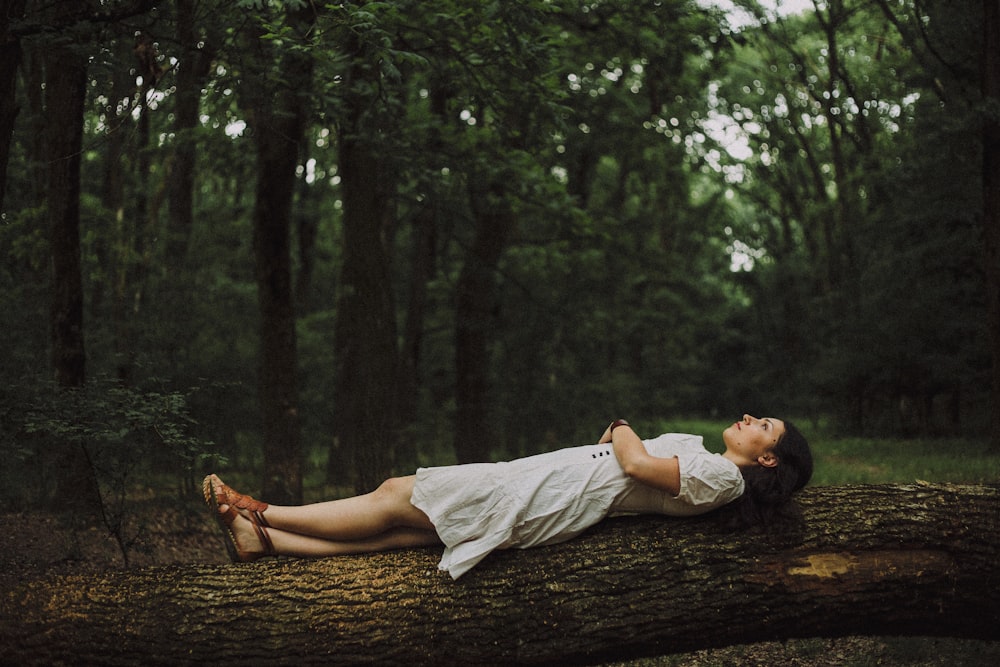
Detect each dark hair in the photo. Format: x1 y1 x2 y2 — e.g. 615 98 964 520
732 420 813 528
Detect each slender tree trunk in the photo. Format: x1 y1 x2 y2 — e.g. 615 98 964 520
3 484 997 666
102 58 129 365
162 1 215 369
454 179 515 463
113 64 154 387
398 82 448 426
167 0 214 262
0 0 27 215
398 204 437 425
984 0 1000 451
294 158 319 312
19 46 46 208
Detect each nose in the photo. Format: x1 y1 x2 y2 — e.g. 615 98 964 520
742 414 755 424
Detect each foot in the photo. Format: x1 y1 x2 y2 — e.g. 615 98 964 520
203 474 270 527
203 475 276 562
220 503 270 560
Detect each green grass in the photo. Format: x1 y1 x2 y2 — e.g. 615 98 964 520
811 436 1000 485
651 418 1000 486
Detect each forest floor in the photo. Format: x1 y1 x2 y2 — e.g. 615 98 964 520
1 506 997 666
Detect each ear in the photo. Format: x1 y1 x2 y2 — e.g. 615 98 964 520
757 452 779 468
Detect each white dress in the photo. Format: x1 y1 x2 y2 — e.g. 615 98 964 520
410 433 745 579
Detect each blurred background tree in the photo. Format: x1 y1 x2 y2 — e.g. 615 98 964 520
0 0 992 506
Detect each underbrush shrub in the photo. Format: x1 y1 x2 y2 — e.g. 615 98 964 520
0 376 221 566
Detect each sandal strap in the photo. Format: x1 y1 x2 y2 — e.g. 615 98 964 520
251 520 276 556
219 482 269 515
221 505 274 561
216 505 242 563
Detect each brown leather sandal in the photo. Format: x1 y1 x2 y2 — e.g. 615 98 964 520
202 474 270 527
204 475 276 563
216 506 276 562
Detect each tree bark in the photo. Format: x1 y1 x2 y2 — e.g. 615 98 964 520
45 7 88 389
453 179 515 463
253 117 305 505
331 38 400 493
243 5 315 504
43 0 97 510
4 484 996 665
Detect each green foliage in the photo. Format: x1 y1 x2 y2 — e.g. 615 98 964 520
0 377 221 565
0 0 990 488
695 0 987 433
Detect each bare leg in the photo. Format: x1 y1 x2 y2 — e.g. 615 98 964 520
225 512 441 558
211 474 434 541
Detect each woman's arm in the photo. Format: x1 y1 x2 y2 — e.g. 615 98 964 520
610 422 681 496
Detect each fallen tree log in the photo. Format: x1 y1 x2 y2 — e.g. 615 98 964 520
2 483 998 666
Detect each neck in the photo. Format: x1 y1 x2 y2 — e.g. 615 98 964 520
722 450 752 468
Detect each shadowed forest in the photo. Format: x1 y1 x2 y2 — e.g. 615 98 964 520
2 1 1000 665
1 0 998 510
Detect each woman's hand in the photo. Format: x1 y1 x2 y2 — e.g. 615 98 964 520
598 419 629 444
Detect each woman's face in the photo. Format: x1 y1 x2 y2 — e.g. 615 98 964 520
723 414 785 467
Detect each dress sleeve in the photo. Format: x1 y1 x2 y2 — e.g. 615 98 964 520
675 449 745 509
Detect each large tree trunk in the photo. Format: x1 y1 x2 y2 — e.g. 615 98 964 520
45 7 88 389
253 119 305 506
330 39 400 493
243 6 314 504
3 484 996 665
453 179 515 463
43 0 96 510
